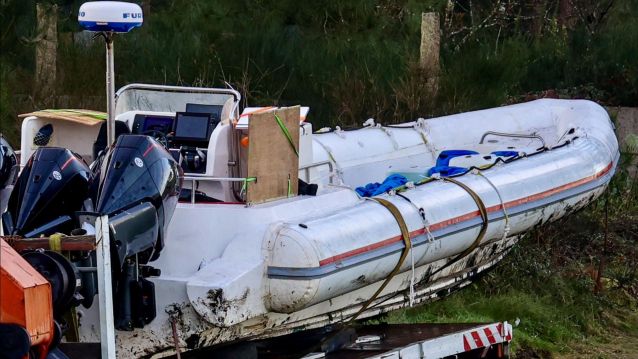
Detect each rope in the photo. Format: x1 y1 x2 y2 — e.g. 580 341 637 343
287 174 292 197
412 118 438 162
474 171 511 241
240 177 257 197
274 114 298 157
348 197 412 321
378 126 399 150
395 192 435 242
408 240 415 306
327 183 363 200
312 137 344 184
394 192 435 307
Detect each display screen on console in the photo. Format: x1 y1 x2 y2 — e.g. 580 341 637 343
185 103 222 124
174 113 211 141
142 116 174 133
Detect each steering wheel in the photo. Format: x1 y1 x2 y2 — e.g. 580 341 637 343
142 130 169 148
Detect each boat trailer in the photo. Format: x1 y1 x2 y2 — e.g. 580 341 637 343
50 322 513 358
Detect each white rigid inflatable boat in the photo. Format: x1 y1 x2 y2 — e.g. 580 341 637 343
13 85 618 356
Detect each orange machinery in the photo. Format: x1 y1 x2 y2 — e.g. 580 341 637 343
1 238 55 359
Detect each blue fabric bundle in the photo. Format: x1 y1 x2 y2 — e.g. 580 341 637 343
355 174 408 197
436 150 478 167
426 166 468 177
491 151 519 158
355 149 520 197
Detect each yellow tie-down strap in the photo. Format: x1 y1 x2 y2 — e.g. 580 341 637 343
349 197 412 321
429 177 489 278
48 233 63 252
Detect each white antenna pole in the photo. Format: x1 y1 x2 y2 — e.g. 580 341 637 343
105 32 116 146
96 215 116 358
78 1 143 147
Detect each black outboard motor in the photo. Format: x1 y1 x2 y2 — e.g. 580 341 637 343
91 134 181 329
2 147 91 237
2 146 88 338
93 134 181 267
0 135 19 215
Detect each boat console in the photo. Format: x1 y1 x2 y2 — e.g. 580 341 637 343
126 107 222 174
130 104 222 138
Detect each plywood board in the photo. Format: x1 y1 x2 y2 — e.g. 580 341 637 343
246 106 300 204
19 109 106 126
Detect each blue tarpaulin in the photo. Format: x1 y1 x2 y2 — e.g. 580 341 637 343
436 150 479 167
491 151 519 158
356 149 519 197
355 174 408 197
427 166 468 177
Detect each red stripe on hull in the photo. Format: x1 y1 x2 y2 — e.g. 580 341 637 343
319 162 612 266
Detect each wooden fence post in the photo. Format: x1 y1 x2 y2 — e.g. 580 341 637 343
419 12 440 97
35 3 58 106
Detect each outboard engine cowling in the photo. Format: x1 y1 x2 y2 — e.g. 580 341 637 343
0 135 19 215
93 134 181 267
3 147 91 237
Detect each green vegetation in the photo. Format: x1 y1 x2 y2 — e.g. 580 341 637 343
379 155 638 357
2 1 638 144
1 1 637 356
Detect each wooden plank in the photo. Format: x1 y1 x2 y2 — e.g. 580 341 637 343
3 235 97 251
246 106 300 204
19 109 107 126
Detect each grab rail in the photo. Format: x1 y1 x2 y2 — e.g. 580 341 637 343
299 160 334 184
181 160 334 204
181 176 248 204
479 131 546 148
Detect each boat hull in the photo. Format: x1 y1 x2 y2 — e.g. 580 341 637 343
70 99 618 357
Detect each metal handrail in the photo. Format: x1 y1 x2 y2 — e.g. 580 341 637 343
299 160 334 184
116 83 241 101
479 131 546 148
180 175 248 204
182 175 248 181
182 160 333 203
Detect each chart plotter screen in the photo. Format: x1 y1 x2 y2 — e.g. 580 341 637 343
173 113 211 142
141 116 174 133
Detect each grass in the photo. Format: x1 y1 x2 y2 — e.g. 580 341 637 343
0 3 636 358
383 247 638 355
376 155 638 357
2 1 638 145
